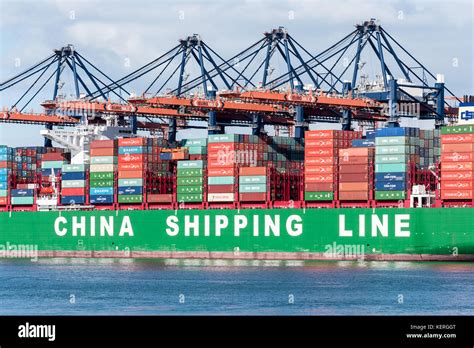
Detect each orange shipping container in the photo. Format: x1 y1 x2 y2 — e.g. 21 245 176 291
441 162 473 171
208 143 236 153
305 183 334 191
305 130 340 139
441 153 474 162
442 143 474 153
239 167 266 176
305 148 335 157
90 140 115 148
147 194 172 203
304 165 334 174
441 190 473 200
305 139 338 148
305 157 335 165
339 148 374 157
61 188 85 196
304 174 334 183
441 134 474 144
208 167 237 177
208 160 236 169
0 197 7 205
339 164 369 174
441 181 473 190
118 170 143 179
118 162 144 171
339 156 371 165
339 182 369 191
118 154 146 163
339 191 369 201
441 171 473 181
90 148 116 157
118 137 147 146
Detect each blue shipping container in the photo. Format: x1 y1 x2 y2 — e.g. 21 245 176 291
90 187 114 196
352 139 375 148
159 153 173 161
41 168 61 177
11 189 34 197
61 196 85 205
118 146 144 155
375 181 406 191
0 175 7 181
62 171 86 180
366 131 376 139
375 172 406 182
89 195 114 204
0 168 9 175
375 127 419 137
118 186 143 195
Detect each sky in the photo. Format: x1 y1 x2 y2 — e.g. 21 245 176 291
0 0 473 146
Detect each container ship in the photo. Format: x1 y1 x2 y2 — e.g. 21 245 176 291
1 20 473 261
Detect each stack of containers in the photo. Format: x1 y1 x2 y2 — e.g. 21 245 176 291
239 167 267 202
338 148 374 201
61 164 86 205
181 138 208 161
419 129 441 169
304 130 362 201
207 134 239 202
11 187 34 205
352 130 375 147
118 138 145 204
374 127 419 201
440 125 474 200
0 146 13 205
89 139 116 205
177 160 204 203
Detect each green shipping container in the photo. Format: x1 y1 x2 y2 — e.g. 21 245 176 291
375 163 407 173
91 156 117 164
118 195 142 203
177 177 203 185
208 176 235 185
375 191 406 200
239 175 266 184
187 146 207 155
90 172 114 180
441 125 474 134
208 134 238 143
375 154 408 164
375 137 409 146
304 191 334 201
375 145 410 155
182 138 208 147
177 185 203 194
177 193 203 202
62 164 85 172
118 178 143 186
90 179 114 187
177 168 203 177
11 197 34 205
239 184 267 193
61 180 86 188
177 160 204 169
0 190 7 197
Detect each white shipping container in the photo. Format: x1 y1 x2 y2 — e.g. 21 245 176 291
207 193 234 202
90 164 116 172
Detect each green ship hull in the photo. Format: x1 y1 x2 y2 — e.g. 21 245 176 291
0 208 473 261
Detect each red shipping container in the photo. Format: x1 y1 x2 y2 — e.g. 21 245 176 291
305 130 341 139
441 190 473 199
61 188 85 196
339 173 370 182
208 184 234 193
42 152 68 161
305 157 335 165
305 165 334 174
0 197 7 205
208 161 237 168
305 183 334 191
90 140 115 148
305 148 335 157
339 164 369 174
441 134 474 144
118 154 146 163
442 143 474 152
208 168 237 176
118 137 147 146
90 148 116 157
441 171 473 181
339 182 369 191
305 139 337 148
239 192 266 202
339 148 374 157
441 162 473 171
0 162 9 168
208 143 236 153
118 162 144 171
239 167 266 176
441 181 473 190
339 191 369 201
118 170 144 179
305 174 334 183
147 194 173 203
441 153 474 162
339 157 371 165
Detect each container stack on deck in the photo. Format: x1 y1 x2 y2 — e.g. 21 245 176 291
374 128 419 201
304 130 361 201
11 187 34 205
61 164 86 205
440 125 474 200
118 138 145 204
338 148 374 201
177 160 204 203
239 167 267 202
181 138 208 161
89 140 116 205
0 146 12 205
